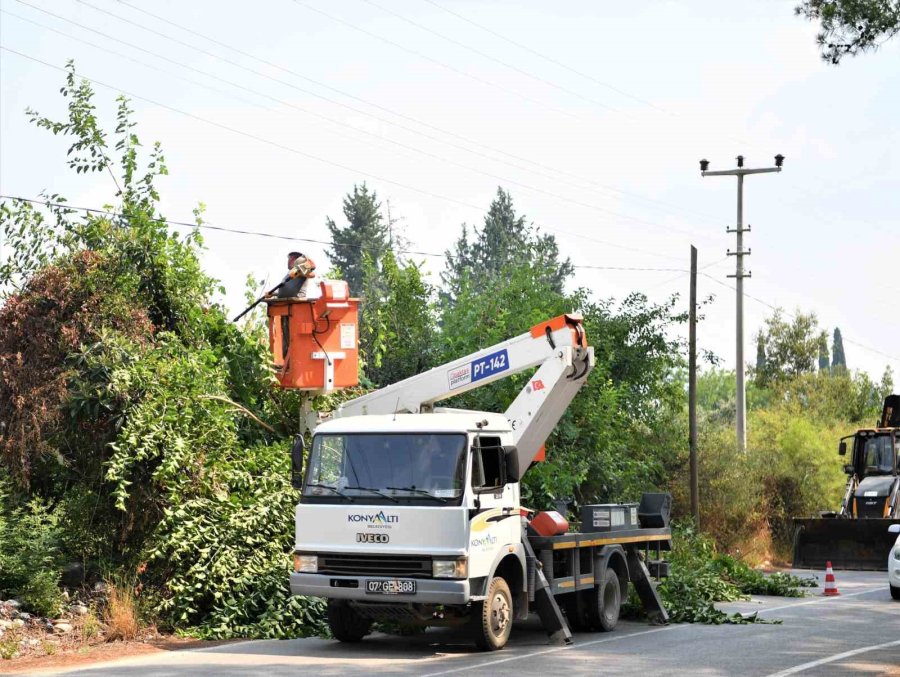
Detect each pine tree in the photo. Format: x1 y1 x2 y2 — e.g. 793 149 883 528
325 183 390 294
832 327 847 370
441 187 573 306
818 332 830 372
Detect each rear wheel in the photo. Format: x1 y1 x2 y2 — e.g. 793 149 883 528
470 576 513 650
327 600 372 642
587 568 621 632
891 584 900 601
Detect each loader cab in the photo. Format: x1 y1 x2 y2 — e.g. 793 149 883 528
845 431 899 479
844 430 900 520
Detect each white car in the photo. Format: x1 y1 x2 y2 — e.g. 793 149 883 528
890 524 900 600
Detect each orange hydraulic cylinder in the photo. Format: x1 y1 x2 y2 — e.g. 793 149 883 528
266 280 359 393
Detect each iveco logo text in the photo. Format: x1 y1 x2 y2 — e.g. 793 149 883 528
357 533 389 544
347 511 399 524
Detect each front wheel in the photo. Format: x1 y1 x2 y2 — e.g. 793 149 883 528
327 600 372 642
470 576 513 650
891 584 900 601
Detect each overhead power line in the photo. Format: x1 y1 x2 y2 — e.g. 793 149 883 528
1 194 700 276
0 44 689 262
2 11 275 112
17 0 720 242
0 45 482 211
4 6 691 233
361 0 619 112
286 0 586 124
699 273 900 366
421 0 669 114
69 0 722 230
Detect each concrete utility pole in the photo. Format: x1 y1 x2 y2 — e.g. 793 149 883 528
699 155 784 452
688 246 699 526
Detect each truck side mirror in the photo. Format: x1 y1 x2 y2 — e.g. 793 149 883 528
889 524 900 535
838 441 847 456
291 436 305 489
503 446 520 483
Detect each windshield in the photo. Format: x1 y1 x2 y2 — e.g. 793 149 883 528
859 435 897 475
304 433 467 502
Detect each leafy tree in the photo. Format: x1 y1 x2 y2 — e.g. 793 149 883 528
832 327 847 370
359 251 436 387
818 331 830 372
441 188 573 307
438 252 686 506
879 366 894 401
754 310 822 385
0 63 319 635
796 0 900 63
325 183 390 295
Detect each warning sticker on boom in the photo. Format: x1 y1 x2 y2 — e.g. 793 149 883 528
448 349 509 390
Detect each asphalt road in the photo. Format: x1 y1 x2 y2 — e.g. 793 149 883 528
18 570 900 677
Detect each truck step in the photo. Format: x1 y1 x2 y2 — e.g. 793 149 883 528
647 560 670 578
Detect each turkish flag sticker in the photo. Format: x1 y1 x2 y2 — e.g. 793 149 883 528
532 379 545 391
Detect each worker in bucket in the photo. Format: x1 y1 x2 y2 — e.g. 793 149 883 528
278 251 315 298
275 251 316 357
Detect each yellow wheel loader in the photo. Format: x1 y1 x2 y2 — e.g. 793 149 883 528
792 395 900 570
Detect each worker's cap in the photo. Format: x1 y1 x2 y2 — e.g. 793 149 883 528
288 251 303 258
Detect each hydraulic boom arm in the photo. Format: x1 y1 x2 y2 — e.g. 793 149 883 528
333 314 595 471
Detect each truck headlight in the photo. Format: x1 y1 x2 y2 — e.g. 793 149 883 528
294 553 318 573
893 547 900 561
432 557 467 579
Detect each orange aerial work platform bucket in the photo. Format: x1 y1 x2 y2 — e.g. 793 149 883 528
266 280 359 394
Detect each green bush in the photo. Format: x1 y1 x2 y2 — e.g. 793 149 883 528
670 375 850 559
0 482 65 617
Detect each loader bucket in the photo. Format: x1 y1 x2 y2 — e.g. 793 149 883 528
792 518 900 571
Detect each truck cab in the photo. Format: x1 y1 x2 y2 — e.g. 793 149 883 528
291 412 529 647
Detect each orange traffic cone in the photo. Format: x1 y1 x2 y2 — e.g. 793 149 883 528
822 561 840 596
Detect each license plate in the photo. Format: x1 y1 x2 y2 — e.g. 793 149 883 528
366 579 416 595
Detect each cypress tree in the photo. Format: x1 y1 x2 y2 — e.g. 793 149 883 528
818 332 830 373
755 334 767 375
832 327 847 370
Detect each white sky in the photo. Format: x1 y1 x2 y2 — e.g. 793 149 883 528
1 0 898 379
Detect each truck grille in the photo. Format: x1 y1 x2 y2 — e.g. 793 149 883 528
318 553 432 578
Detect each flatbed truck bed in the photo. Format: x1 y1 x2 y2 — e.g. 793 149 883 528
522 524 672 643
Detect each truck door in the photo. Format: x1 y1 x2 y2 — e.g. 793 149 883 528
469 435 519 577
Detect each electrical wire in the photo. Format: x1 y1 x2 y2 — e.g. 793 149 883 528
1 10 274 111
109 0 718 226
286 0 587 124
0 46 486 211
15 1 718 243
361 0 619 113
421 0 669 114
0 195 445 258
4 8 636 216
0 45 694 262
699 272 900 366
1 194 706 275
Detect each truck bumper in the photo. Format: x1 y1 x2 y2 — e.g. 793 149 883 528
290 573 470 604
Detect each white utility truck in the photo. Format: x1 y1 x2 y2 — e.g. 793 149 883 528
287 313 672 650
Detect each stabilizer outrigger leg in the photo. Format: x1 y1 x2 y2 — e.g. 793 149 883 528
625 545 669 625
523 538 573 645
